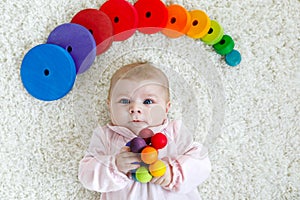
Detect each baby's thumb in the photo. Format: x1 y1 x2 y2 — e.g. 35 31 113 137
121 146 130 152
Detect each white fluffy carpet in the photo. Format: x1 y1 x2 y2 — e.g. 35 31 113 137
0 0 299 199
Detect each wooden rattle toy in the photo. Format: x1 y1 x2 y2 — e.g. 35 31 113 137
126 128 168 183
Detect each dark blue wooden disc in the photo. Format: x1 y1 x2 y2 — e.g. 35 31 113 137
20 44 76 101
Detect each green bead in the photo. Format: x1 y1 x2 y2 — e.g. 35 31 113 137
201 20 224 45
135 166 152 183
213 35 235 55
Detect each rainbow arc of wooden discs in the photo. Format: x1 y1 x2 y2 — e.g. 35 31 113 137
20 0 241 101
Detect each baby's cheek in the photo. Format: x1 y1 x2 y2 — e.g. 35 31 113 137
149 105 166 125
111 107 126 125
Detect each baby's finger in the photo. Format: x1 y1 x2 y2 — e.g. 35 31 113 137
150 177 161 184
130 162 141 170
124 156 141 165
120 146 130 152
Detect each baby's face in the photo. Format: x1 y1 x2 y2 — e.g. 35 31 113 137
108 79 170 134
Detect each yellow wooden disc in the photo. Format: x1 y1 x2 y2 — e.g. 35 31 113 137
187 10 211 39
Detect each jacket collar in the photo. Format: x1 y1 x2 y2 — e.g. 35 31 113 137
107 119 169 139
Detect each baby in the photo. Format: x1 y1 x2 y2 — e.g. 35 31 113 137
78 62 211 200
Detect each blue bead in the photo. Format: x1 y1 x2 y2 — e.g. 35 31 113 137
125 141 131 147
225 49 241 67
20 44 76 101
131 173 139 182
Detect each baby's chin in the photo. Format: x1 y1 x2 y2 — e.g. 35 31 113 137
128 124 148 135
128 121 164 135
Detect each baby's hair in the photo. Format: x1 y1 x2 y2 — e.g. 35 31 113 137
107 62 170 101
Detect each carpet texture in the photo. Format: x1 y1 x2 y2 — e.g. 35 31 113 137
0 0 299 199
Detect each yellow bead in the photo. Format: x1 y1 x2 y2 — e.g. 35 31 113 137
149 160 166 177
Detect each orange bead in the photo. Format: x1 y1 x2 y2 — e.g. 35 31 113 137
162 4 191 38
187 10 211 39
141 146 158 164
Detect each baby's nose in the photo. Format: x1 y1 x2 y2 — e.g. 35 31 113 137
129 103 142 114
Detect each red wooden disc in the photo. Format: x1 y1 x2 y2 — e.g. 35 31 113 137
71 9 113 55
134 0 168 34
100 0 138 41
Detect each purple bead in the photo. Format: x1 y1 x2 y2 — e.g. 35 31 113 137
47 23 96 74
130 137 147 153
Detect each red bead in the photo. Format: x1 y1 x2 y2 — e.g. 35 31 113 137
134 0 168 34
71 9 113 55
100 0 138 41
151 133 167 149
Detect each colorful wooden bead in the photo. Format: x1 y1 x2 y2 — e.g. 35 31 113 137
71 9 113 55
186 10 210 39
135 166 152 183
201 20 224 45
162 4 191 38
47 23 96 74
225 49 241 67
100 0 138 41
151 133 167 149
134 0 168 34
213 34 235 55
149 160 166 177
20 44 76 101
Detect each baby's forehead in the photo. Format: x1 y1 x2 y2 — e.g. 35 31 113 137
123 66 165 79
112 79 168 96
114 78 167 90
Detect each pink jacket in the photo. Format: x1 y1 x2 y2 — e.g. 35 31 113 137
78 120 211 200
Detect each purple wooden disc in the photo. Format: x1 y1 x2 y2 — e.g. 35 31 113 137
47 23 96 74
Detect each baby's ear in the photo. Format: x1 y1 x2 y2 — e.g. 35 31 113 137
106 99 111 112
166 101 171 113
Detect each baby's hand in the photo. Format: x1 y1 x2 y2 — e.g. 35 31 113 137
115 147 141 175
150 162 172 187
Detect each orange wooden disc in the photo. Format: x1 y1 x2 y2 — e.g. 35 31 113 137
162 4 191 38
187 10 211 39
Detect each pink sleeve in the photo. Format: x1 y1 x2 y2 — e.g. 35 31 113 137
78 127 130 192
163 121 211 193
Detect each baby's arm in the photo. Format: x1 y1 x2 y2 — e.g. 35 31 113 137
78 127 132 192
160 120 211 193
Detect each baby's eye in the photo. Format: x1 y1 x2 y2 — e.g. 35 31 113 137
143 99 153 104
120 99 130 104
